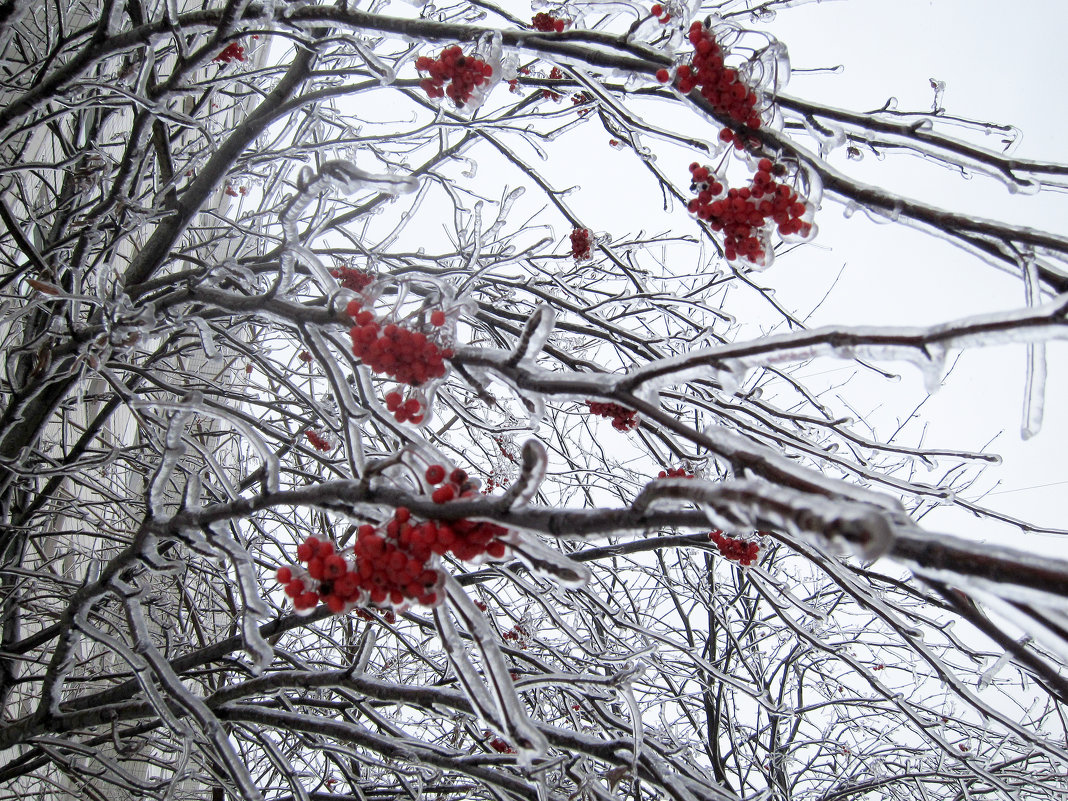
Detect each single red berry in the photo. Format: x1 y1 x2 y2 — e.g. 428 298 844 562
276 566 293 584
430 309 446 326
425 464 446 484
432 485 456 504
656 69 670 83
296 537 319 563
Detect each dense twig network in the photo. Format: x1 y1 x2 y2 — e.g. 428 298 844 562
1 1 1067 800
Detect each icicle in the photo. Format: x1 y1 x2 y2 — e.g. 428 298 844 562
500 439 548 508
435 578 548 765
150 402 189 518
509 305 557 368
192 317 220 361
977 645 1022 690
208 522 274 676
319 160 419 196
508 535 591 590
1021 256 1045 439
184 470 202 511
349 36 395 86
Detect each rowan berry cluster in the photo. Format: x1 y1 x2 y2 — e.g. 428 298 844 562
355 608 396 624
213 42 246 63
424 465 510 560
531 12 568 32
570 227 591 260
658 467 694 478
416 46 494 107
278 510 441 613
485 731 516 753
657 21 762 150
709 530 760 565
542 67 565 101
687 159 813 265
276 464 514 615
384 390 425 425
298 350 313 363
305 430 332 452
331 265 374 294
347 302 453 389
502 623 528 642
571 92 594 115
586 401 639 431
277 535 377 613
650 3 672 23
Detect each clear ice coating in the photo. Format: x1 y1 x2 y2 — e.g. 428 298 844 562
507 533 592 590
625 294 1068 406
512 304 558 367
207 522 274 676
436 576 547 764
1021 257 1046 439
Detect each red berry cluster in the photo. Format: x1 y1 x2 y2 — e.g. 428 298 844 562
213 42 246 63
278 536 379 613
531 12 568 32
331 266 374 294
484 731 516 753
501 622 528 643
687 159 812 265
709 530 760 565
355 608 396 624
384 390 424 425
416 46 494 107
275 466 518 613
305 430 333 452
658 467 694 478
347 302 453 388
543 67 564 101
571 92 594 115
424 465 510 560
657 22 762 150
570 227 591 260
585 401 639 432
650 4 672 23
223 182 247 196
349 508 444 607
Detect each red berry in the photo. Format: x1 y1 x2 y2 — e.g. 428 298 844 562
430 310 446 326
276 566 292 584
432 485 456 504
425 464 446 484
296 537 319 563
656 69 670 83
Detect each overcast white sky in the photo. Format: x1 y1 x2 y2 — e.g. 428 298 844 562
747 0 1068 542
